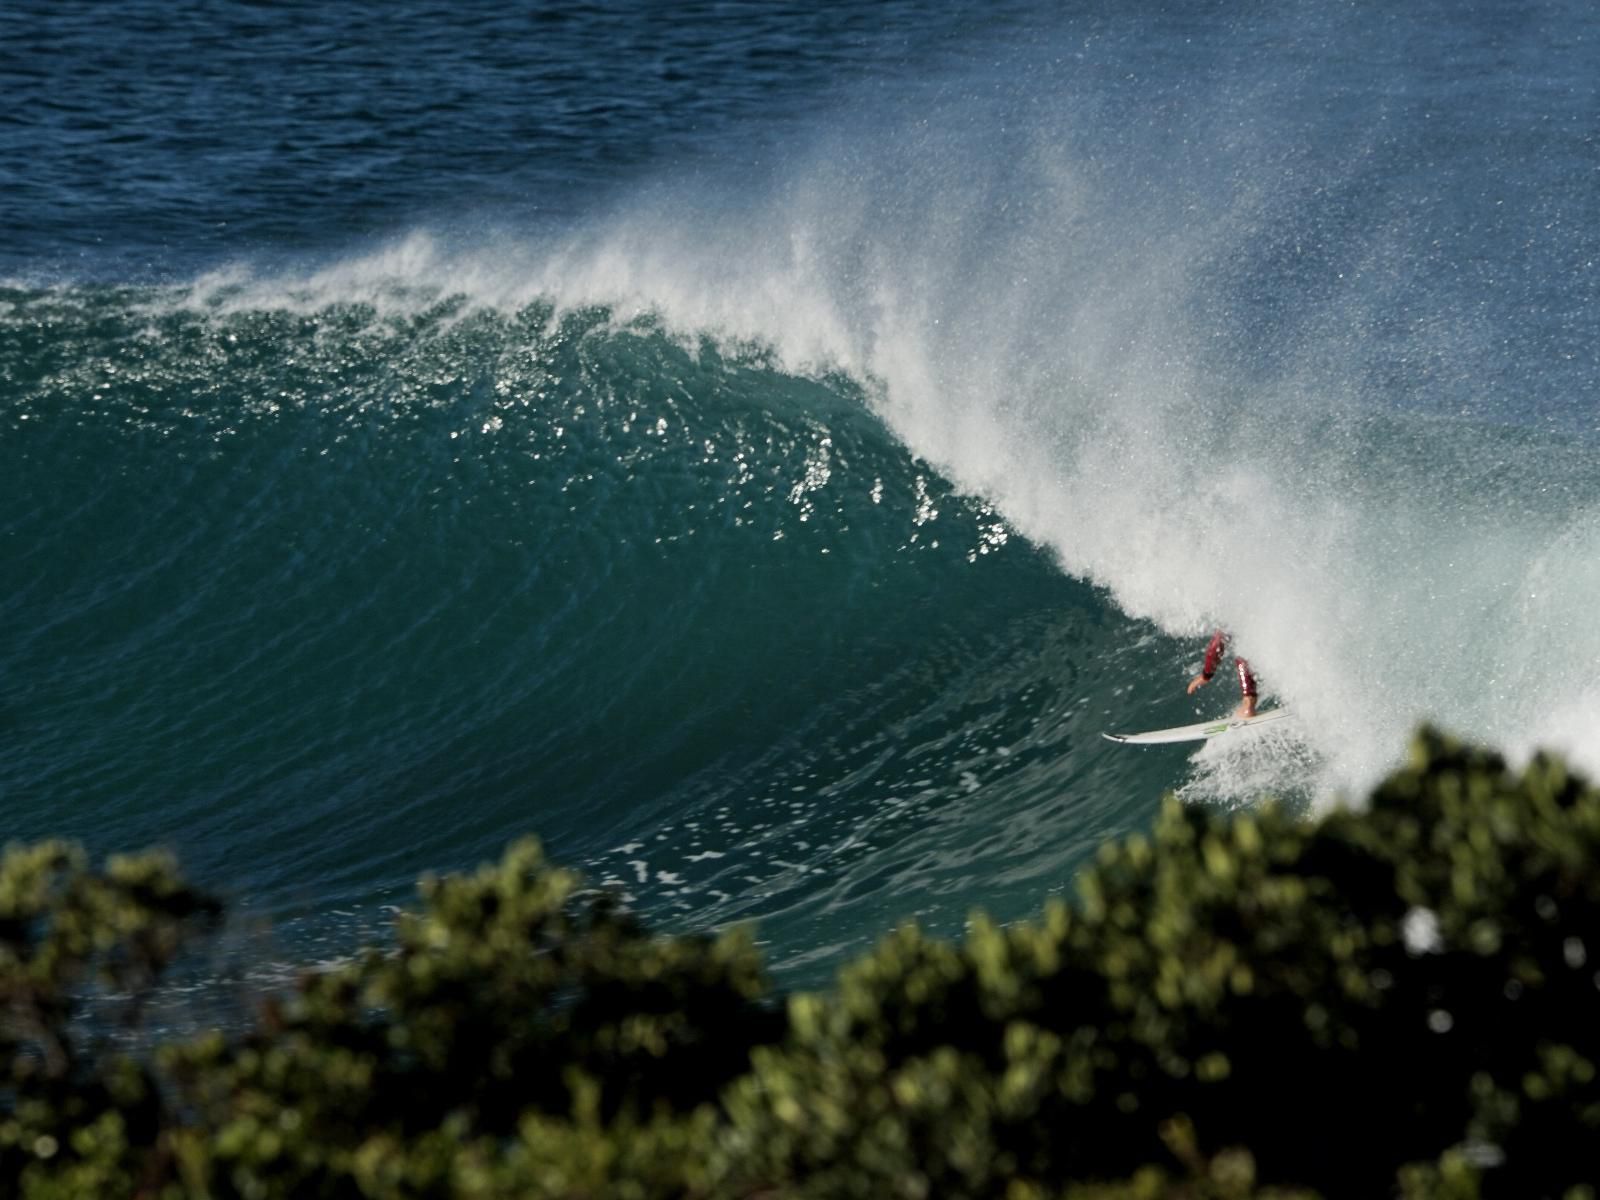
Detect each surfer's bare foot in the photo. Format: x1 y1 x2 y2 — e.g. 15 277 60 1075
1236 699 1257 719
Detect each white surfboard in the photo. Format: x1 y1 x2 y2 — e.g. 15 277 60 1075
1102 708 1292 745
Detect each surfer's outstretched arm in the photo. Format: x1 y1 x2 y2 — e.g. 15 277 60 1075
1187 630 1229 694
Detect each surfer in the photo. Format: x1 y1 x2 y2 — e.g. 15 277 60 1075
1187 630 1257 718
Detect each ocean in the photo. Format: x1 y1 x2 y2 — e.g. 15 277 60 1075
3 0 1596 986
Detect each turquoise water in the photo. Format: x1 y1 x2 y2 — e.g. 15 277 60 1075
4 0 1597 985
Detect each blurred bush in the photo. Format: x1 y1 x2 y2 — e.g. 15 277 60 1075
4 728 1597 1198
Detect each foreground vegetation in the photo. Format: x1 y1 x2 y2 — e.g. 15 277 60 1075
4 729 1599 1198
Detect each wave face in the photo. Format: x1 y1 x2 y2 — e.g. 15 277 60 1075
4 0 1598 981
2 287 1158 972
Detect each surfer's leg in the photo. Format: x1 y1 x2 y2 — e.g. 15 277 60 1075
1234 658 1258 718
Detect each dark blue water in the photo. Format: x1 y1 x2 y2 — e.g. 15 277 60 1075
6 1 999 273
4 0 1597 985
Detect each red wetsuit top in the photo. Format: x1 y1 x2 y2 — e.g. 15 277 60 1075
1201 631 1257 698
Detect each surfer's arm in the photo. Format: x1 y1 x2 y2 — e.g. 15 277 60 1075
1187 630 1228 693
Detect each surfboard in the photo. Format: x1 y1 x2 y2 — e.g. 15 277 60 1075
1101 708 1292 745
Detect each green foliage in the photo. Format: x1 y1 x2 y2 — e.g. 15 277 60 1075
161 836 779 1198
0 839 219 1198
4 729 1600 1197
720 730 1600 1197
